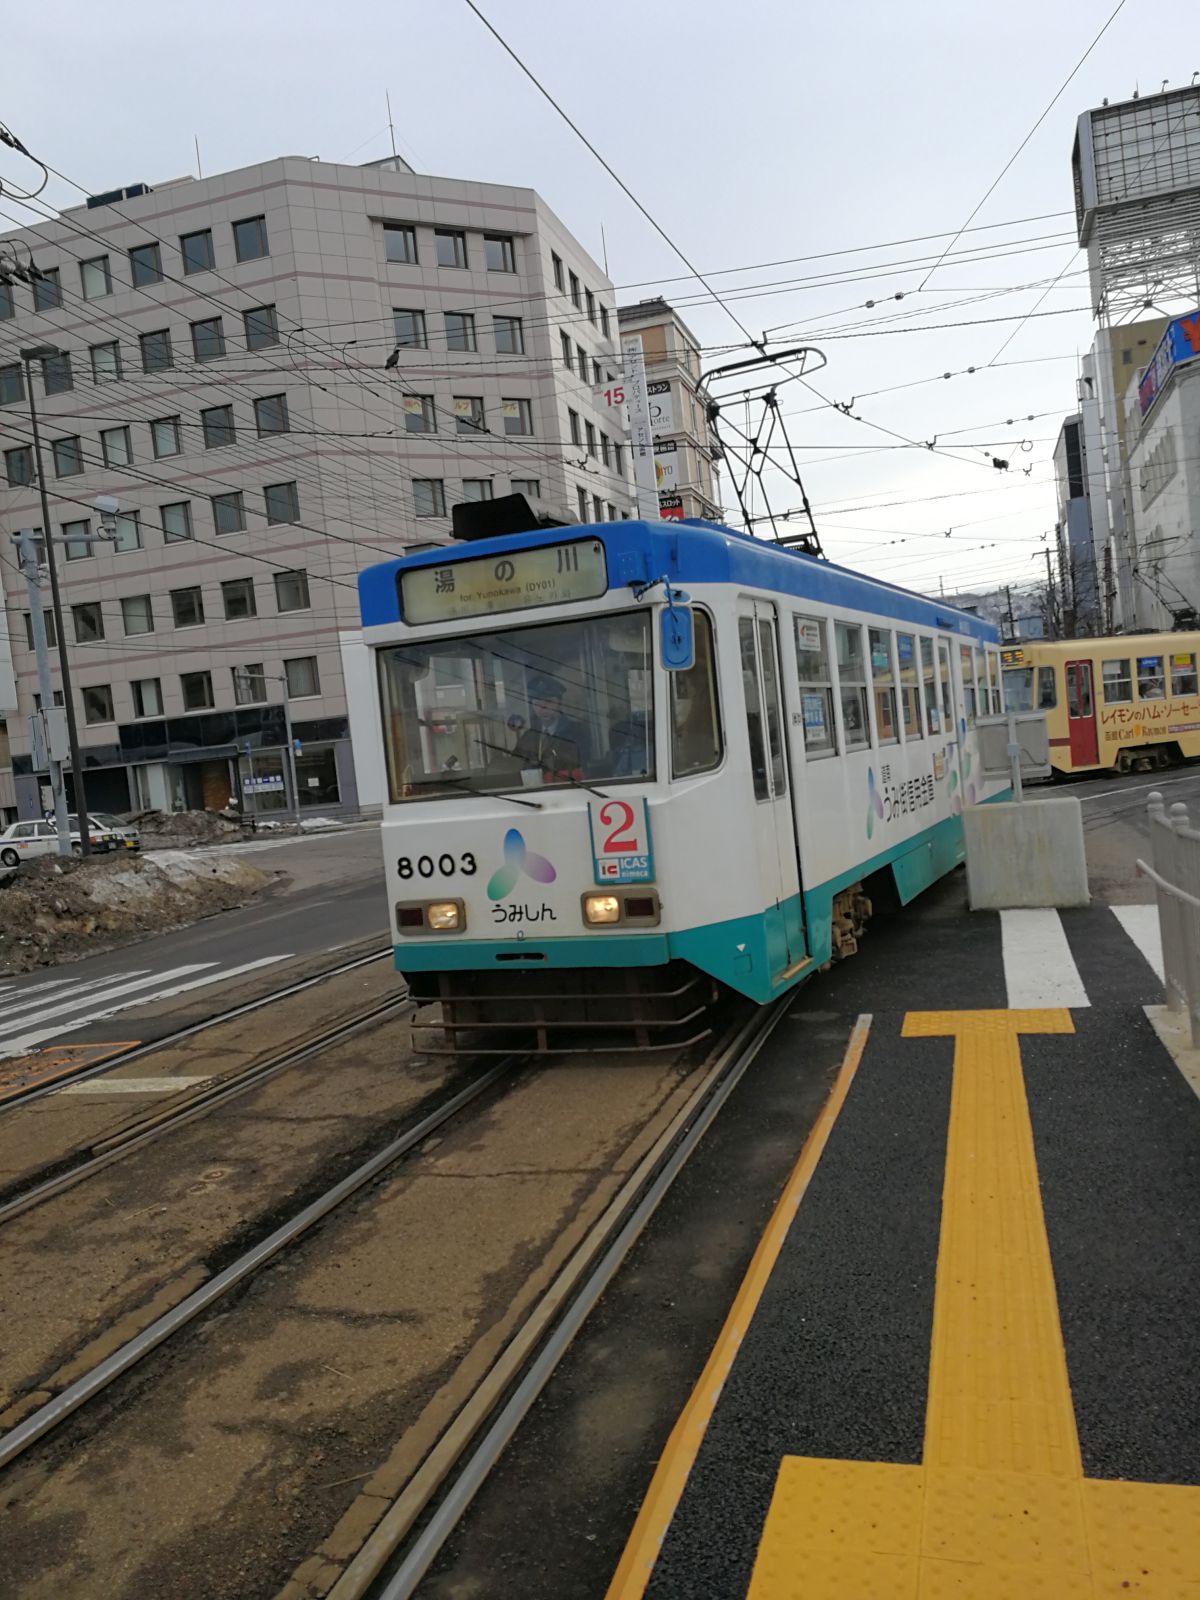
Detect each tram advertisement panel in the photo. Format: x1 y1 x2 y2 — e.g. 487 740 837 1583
401 539 607 624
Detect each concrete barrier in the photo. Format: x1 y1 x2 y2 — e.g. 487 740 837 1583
963 797 1089 909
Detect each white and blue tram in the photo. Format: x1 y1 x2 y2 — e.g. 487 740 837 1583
359 515 1006 1042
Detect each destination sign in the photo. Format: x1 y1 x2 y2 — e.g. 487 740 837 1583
400 539 608 624
1001 647 1027 667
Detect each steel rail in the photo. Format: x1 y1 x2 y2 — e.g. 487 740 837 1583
0 987 416 1226
0 942 394 1111
325 996 794 1600
0 1054 520 1471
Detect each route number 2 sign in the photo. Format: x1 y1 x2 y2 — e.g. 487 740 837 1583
587 797 653 884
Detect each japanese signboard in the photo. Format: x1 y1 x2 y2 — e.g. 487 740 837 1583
400 539 608 624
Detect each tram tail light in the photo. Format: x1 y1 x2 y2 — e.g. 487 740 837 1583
583 895 621 925
427 901 461 931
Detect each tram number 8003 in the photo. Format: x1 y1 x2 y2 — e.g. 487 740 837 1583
397 852 477 881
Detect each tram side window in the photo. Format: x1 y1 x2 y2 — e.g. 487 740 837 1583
1037 667 1056 709
1171 652 1198 696
739 617 770 801
921 637 940 733
870 627 897 744
1102 659 1131 703
938 641 953 728
897 632 919 738
1137 656 1165 699
793 614 836 757
959 644 976 727
671 611 722 777
1066 662 1093 719
835 621 870 749
758 620 788 797
987 649 1003 713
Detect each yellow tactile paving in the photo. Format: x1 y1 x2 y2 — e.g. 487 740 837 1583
747 1009 1200 1600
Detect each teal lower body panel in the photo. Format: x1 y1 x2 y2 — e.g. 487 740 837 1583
394 808 982 1007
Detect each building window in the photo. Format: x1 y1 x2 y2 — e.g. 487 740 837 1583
90 341 122 384
4 446 32 486
181 228 215 274
551 253 565 291
42 352 73 394
151 416 182 458
462 479 494 501
191 317 226 362
434 229 467 268
561 332 574 370
233 664 267 705
132 678 162 718
83 684 114 725
512 478 540 500
412 479 446 517
233 216 269 262
502 397 532 436
600 432 611 466
600 305 610 338
162 501 194 543
0 364 25 405
222 577 257 620
121 594 154 636
23 609 57 649
569 270 581 308
181 670 215 710
112 512 140 553
274 568 311 612
0 283 12 320
140 329 173 372
592 357 602 386
33 268 61 311
585 287 596 324
285 656 320 698
265 481 300 524
101 425 132 467
445 311 477 352
384 223 418 264
614 442 624 476
585 421 597 457
171 587 205 628
403 395 436 434
577 343 588 377
577 486 589 522
33 689 65 710
494 316 524 354
212 490 246 535
454 396 485 434
63 519 92 560
129 243 163 286
72 601 104 642
393 308 427 348
254 394 289 436
568 409 582 446
485 234 516 272
244 304 279 349
53 437 84 478
607 503 616 520
592 493 604 522
80 256 111 299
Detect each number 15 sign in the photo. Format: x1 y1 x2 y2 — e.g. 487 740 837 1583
587 797 654 884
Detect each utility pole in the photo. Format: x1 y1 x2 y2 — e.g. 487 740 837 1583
21 345 92 856
1103 545 1116 634
12 529 71 854
1043 548 1057 638
1004 585 1017 640
280 672 301 827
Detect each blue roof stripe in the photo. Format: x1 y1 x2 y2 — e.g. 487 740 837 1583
357 518 998 643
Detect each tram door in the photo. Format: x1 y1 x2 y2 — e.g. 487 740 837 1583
737 602 805 977
1065 660 1099 766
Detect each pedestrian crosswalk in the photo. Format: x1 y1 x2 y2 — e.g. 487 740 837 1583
0 955 292 1060
1000 902 1165 1010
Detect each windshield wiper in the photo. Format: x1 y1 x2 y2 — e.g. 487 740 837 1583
412 772 544 811
468 734 611 800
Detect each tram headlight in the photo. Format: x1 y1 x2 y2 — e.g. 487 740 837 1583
583 894 621 925
427 901 462 931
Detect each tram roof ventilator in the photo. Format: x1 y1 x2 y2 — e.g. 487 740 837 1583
450 492 568 542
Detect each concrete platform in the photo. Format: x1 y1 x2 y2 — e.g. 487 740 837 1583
607 895 1200 1598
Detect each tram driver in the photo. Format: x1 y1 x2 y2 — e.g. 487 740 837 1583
513 674 588 781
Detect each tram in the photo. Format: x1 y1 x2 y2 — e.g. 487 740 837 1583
1001 632 1200 776
359 509 1006 1048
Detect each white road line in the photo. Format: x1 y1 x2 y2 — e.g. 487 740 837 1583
1 973 151 1022
0 978 76 1000
0 955 291 1057
1000 909 1091 1009
1111 904 1165 983
54 1076 213 1096
0 966 215 1048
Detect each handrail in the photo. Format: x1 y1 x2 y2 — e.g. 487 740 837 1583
1135 858 1200 911
1144 791 1200 1046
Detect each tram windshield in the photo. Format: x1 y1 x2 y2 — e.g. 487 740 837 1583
378 611 655 800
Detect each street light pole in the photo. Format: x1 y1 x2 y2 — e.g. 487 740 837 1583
22 345 92 857
12 529 72 854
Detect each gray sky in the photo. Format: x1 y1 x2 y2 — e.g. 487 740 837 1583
2 0 1188 597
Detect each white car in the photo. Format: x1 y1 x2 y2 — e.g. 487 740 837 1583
88 812 141 851
0 818 119 867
